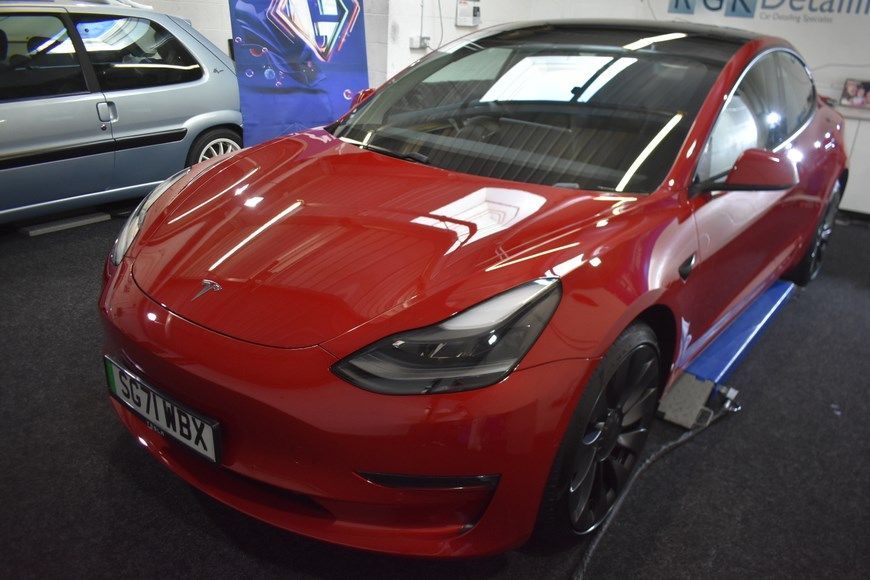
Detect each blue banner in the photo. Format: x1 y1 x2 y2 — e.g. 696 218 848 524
228 0 369 146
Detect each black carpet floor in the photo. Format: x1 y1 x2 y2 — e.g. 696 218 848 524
1 216 868 579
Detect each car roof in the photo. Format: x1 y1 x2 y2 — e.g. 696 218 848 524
0 0 152 9
474 19 765 65
514 19 761 42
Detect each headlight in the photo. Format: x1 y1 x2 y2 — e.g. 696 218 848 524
111 168 190 265
332 278 562 395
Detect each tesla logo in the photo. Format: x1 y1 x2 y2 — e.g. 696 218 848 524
669 0 758 17
192 279 223 302
267 0 361 62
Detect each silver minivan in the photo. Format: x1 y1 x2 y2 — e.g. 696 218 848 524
0 0 241 223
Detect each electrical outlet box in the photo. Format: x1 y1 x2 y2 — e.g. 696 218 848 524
409 35 430 49
456 0 481 27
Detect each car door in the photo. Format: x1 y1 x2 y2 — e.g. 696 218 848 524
679 50 808 360
70 12 206 190
0 10 113 220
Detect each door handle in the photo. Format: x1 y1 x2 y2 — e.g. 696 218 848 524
679 254 696 281
96 101 118 123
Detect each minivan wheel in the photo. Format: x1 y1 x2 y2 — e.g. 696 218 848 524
534 322 661 541
187 128 242 165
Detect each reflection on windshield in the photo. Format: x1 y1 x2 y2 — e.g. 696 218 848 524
332 27 722 193
480 55 614 102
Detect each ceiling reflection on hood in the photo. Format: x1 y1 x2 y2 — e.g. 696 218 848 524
412 187 546 254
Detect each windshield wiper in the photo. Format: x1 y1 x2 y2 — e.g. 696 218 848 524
339 136 430 165
361 142 430 165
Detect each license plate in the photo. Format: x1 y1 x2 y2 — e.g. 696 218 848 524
104 357 220 463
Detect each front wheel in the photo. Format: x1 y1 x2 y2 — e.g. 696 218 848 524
535 322 662 539
187 128 242 166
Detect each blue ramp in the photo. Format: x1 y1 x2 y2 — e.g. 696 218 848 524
687 280 795 384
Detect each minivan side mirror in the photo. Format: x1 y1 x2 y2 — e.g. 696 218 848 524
350 88 376 110
692 148 799 195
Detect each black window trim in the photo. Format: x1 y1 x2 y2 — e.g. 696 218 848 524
689 46 817 195
0 10 99 103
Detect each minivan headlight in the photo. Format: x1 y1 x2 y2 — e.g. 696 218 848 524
332 278 562 395
111 168 190 265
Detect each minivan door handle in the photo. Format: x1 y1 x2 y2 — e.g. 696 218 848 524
96 101 118 123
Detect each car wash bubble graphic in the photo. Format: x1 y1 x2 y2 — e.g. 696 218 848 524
264 68 276 80
234 36 242 44
244 69 254 78
343 89 353 100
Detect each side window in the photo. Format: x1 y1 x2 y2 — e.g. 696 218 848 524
777 52 815 136
696 53 785 182
73 15 202 92
0 14 88 101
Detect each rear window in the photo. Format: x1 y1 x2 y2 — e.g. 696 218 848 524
331 27 729 193
0 14 87 101
73 15 202 92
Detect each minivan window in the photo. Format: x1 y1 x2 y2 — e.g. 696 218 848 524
777 51 815 136
0 14 88 101
73 15 202 92
696 52 784 182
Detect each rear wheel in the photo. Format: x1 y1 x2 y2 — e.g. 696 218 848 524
187 128 242 166
785 181 842 286
535 322 661 539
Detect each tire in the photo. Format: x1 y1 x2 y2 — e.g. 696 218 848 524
784 181 842 286
534 322 662 541
186 128 242 166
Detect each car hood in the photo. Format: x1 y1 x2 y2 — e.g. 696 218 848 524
132 131 622 348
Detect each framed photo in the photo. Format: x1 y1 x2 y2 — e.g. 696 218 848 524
840 79 870 109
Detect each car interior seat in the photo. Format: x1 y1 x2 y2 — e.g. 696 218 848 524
26 36 51 55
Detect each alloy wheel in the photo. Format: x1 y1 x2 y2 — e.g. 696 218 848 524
198 137 241 162
809 184 842 280
568 343 660 533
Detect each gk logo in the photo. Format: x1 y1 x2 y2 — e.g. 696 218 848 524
669 0 758 17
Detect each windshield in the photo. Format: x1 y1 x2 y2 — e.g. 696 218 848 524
330 26 726 193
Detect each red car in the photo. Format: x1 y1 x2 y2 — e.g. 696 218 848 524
100 21 847 557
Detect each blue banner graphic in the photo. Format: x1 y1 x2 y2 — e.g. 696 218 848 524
228 0 369 146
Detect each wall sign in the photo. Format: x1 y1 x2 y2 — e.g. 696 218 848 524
228 0 369 146
668 0 870 24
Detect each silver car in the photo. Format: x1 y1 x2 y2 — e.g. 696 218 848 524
0 0 241 223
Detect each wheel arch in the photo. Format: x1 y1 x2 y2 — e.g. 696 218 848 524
636 304 678 384
186 124 244 166
189 123 243 147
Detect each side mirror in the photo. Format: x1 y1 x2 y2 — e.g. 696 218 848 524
692 148 799 194
350 87 376 110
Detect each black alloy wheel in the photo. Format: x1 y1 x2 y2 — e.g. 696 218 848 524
786 181 842 286
535 322 662 541
567 342 660 533
808 183 842 281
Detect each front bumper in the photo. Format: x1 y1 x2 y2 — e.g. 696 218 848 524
100 261 598 557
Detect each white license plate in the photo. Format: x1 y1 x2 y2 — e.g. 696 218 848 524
104 357 220 463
